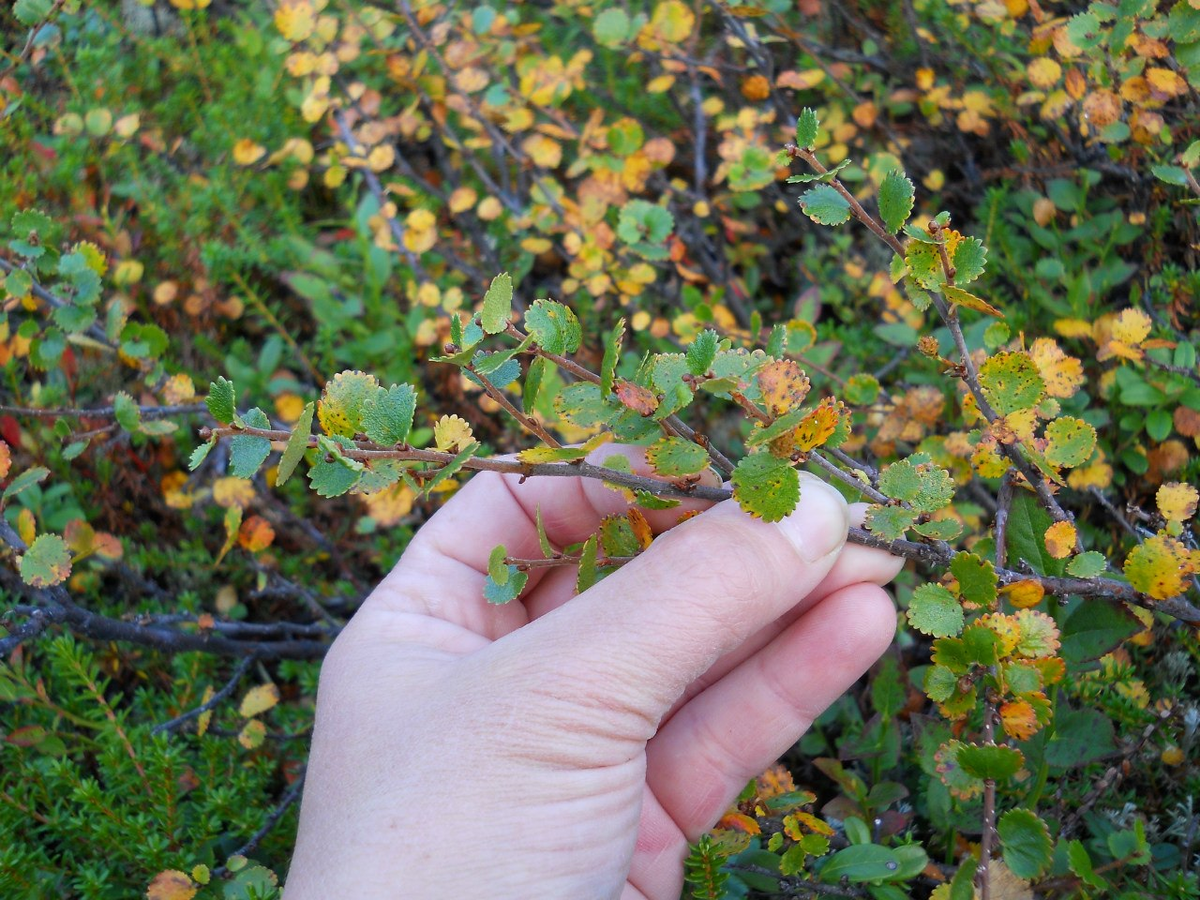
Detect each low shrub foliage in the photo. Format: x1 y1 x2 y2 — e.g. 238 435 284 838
1 0 1199 897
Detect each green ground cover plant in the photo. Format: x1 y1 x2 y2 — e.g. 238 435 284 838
2 0 1200 897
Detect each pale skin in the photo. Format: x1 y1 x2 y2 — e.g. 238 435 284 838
285 446 903 899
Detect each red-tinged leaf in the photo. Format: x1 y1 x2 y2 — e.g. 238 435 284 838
614 380 659 416
6 724 49 747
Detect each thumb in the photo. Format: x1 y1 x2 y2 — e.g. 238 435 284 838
497 473 850 726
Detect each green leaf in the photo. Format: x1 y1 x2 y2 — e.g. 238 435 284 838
878 171 915 234
228 408 272 478
864 505 916 541
362 384 417 445
601 318 625 397
14 0 54 26
524 298 581 355
576 535 599 593
952 236 987 284
5 267 32 299
949 553 998 607
819 845 902 884
798 184 851 226
1005 491 1066 576
487 544 509 585
185 441 213 474
19 533 72 587
979 351 1045 416
308 444 363 498
907 583 964 637
275 402 315 487
480 272 513 334
1059 600 1140 665
795 108 819 149
1065 550 1106 578
206 377 237 425
524 356 548 412
1152 164 1190 187
62 440 89 461
731 453 800 522
1044 416 1096 468
633 490 679 510
484 567 528 604
112 392 140 432
646 436 710 477
997 809 1053 879
912 518 962 540
1067 841 1107 889
554 382 613 428
877 455 954 514
3 466 49 502
956 743 1024 781
535 506 555 558
843 373 880 406
593 7 631 46
8 209 55 258
422 441 479 496
687 329 719 376
924 665 958 702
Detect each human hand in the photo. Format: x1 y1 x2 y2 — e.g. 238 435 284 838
285 446 902 899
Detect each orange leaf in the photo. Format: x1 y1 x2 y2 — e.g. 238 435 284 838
1043 521 1076 559
757 359 811 417
716 812 761 835
614 380 659 416
1001 579 1044 610
999 699 1039 740
237 515 276 553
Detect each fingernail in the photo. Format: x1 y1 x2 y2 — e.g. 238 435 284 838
776 474 849 563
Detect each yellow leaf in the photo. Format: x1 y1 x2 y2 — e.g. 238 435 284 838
161 373 196 405
477 196 503 220
1111 307 1152 344
239 683 280 719
1157 482 1198 522
448 186 477 213
1001 579 1045 609
1146 67 1187 97
232 139 267 166
0 440 10 480
196 686 215 737
366 144 395 172
1043 520 1076 559
650 0 695 42
363 482 416 526
146 870 198 900
756 359 811 417
275 0 316 41
1026 57 1062 89
434 414 474 452
238 718 267 750
1124 533 1200 600
1053 318 1094 339
212 477 255 509
522 133 562 168
16 508 35 546
1027 338 1083 399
